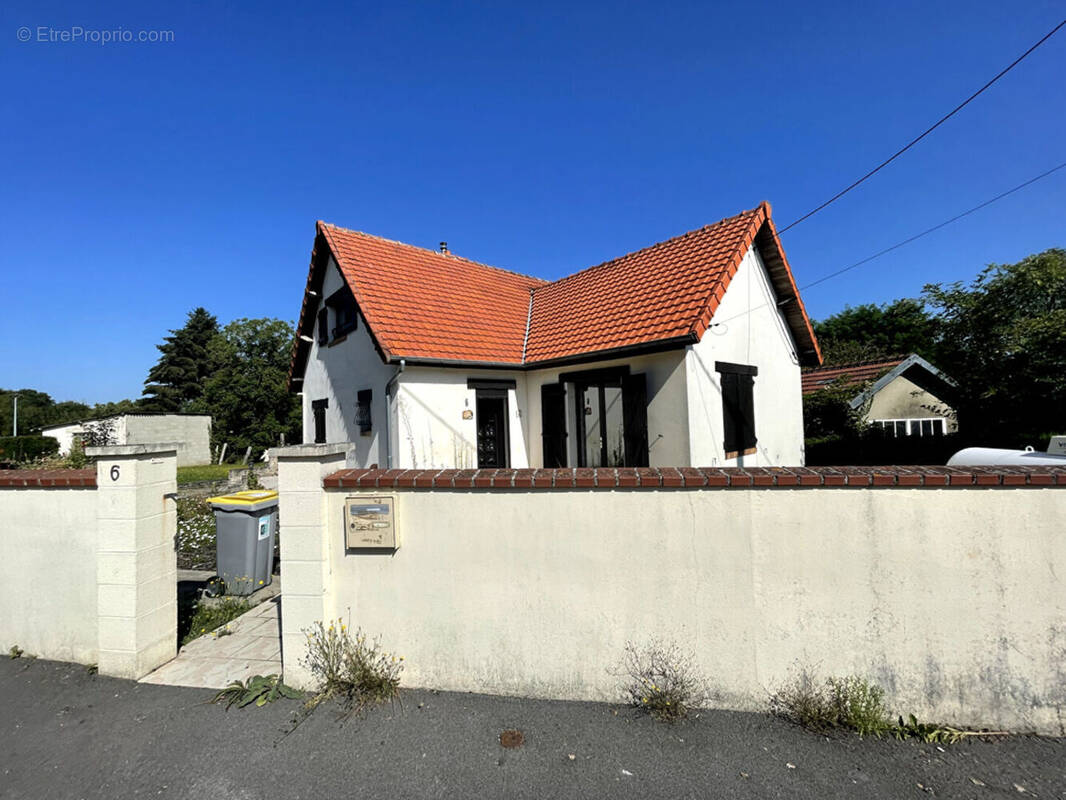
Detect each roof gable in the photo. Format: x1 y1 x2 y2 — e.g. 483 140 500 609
290 203 821 383
801 354 957 407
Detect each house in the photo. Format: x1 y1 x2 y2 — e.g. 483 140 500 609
41 413 212 466
288 202 822 469
801 354 958 437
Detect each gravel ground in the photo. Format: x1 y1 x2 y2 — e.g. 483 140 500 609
1 657 1063 799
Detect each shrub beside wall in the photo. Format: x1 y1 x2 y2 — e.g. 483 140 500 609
0 435 59 463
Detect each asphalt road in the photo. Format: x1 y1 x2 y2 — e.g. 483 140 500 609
1 658 1063 799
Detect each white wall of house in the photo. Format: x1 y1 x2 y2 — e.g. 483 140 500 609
866 375 959 433
41 415 210 466
123 416 210 466
393 367 529 469
685 245 805 466
524 351 689 468
40 422 81 455
300 257 397 468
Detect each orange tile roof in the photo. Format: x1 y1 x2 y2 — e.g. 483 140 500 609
526 206 767 363
319 225 542 363
800 357 907 395
291 202 820 380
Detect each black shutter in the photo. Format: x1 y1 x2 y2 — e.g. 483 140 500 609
356 389 372 433
721 372 739 453
621 373 649 467
317 308 329 345
540 383 567 467
312 398 328 444
738 374 756 450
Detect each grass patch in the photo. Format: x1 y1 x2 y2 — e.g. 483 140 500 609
618 640 708 723
177 464 235 485
179 597 251 646
301 620 403 716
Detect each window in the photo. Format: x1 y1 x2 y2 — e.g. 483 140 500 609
356 389 372 434
326 289 358 339
312 398 328 443
317 307 329 345
716 361 757 458
555 367 648 468
873 418 946 438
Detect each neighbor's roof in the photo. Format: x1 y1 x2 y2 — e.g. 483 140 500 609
800 357 908 395
290 201 820 381
802 354 957 409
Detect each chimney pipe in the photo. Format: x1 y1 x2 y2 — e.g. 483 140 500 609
439 241 448 254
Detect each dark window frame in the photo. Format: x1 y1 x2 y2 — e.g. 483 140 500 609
326 289 358 340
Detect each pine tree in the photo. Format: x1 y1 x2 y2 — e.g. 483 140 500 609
141 308 219 412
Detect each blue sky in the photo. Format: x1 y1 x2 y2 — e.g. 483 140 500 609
2 0 1063 404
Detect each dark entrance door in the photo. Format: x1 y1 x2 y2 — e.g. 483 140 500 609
476 394 508 468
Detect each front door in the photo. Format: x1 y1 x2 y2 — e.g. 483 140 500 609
476 394 508 468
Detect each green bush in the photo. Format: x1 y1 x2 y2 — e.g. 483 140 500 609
0 435 60 463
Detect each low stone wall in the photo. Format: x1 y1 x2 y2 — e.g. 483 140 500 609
0 446 179 678
275 455 1066 735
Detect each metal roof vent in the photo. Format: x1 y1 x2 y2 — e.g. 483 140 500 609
439 241 449 254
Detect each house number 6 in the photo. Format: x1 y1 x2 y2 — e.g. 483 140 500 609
110 465 120 481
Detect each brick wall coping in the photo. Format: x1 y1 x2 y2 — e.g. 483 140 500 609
323 465 1066 490
0 468 97 488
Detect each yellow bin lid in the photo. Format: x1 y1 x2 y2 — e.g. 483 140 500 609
206 489 279 508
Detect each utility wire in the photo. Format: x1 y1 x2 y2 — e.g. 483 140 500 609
712 160 1066 328
799 160 1066 290
776 18 1066 236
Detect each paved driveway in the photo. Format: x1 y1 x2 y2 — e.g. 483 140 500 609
1 658 1063 799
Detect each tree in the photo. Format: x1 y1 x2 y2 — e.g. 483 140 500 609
195 318 300 459
814 298 936 365
0 389 90 435
923 248 1066 444
141 308 219 411
802 379 868 441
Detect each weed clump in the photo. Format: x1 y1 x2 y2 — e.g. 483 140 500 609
619 640 708 723
771 672 1008 743
771 672 890 736
301 620 403 715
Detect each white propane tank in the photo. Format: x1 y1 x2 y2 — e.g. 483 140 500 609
947 443 1066 466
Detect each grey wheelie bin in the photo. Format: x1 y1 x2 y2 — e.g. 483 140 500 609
206 490 279 596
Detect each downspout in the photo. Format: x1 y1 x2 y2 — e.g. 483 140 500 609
383 359 405 469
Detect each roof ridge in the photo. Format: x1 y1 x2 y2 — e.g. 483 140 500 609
533 206 765 296
802 354 911 373
318 221 547 285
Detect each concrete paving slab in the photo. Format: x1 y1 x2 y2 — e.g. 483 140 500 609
139 597 282 689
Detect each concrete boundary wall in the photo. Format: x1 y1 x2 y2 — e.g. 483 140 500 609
278 460 1066 735
0 445 178 678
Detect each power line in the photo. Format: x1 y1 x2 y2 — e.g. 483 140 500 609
798 160 1066 290
776 18 1066 236
712 160 1066 328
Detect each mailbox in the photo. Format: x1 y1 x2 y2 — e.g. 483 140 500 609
344 495 397 550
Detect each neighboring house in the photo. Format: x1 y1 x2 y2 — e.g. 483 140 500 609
41 413 212 466
288 202 822 469
801 354 958 437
